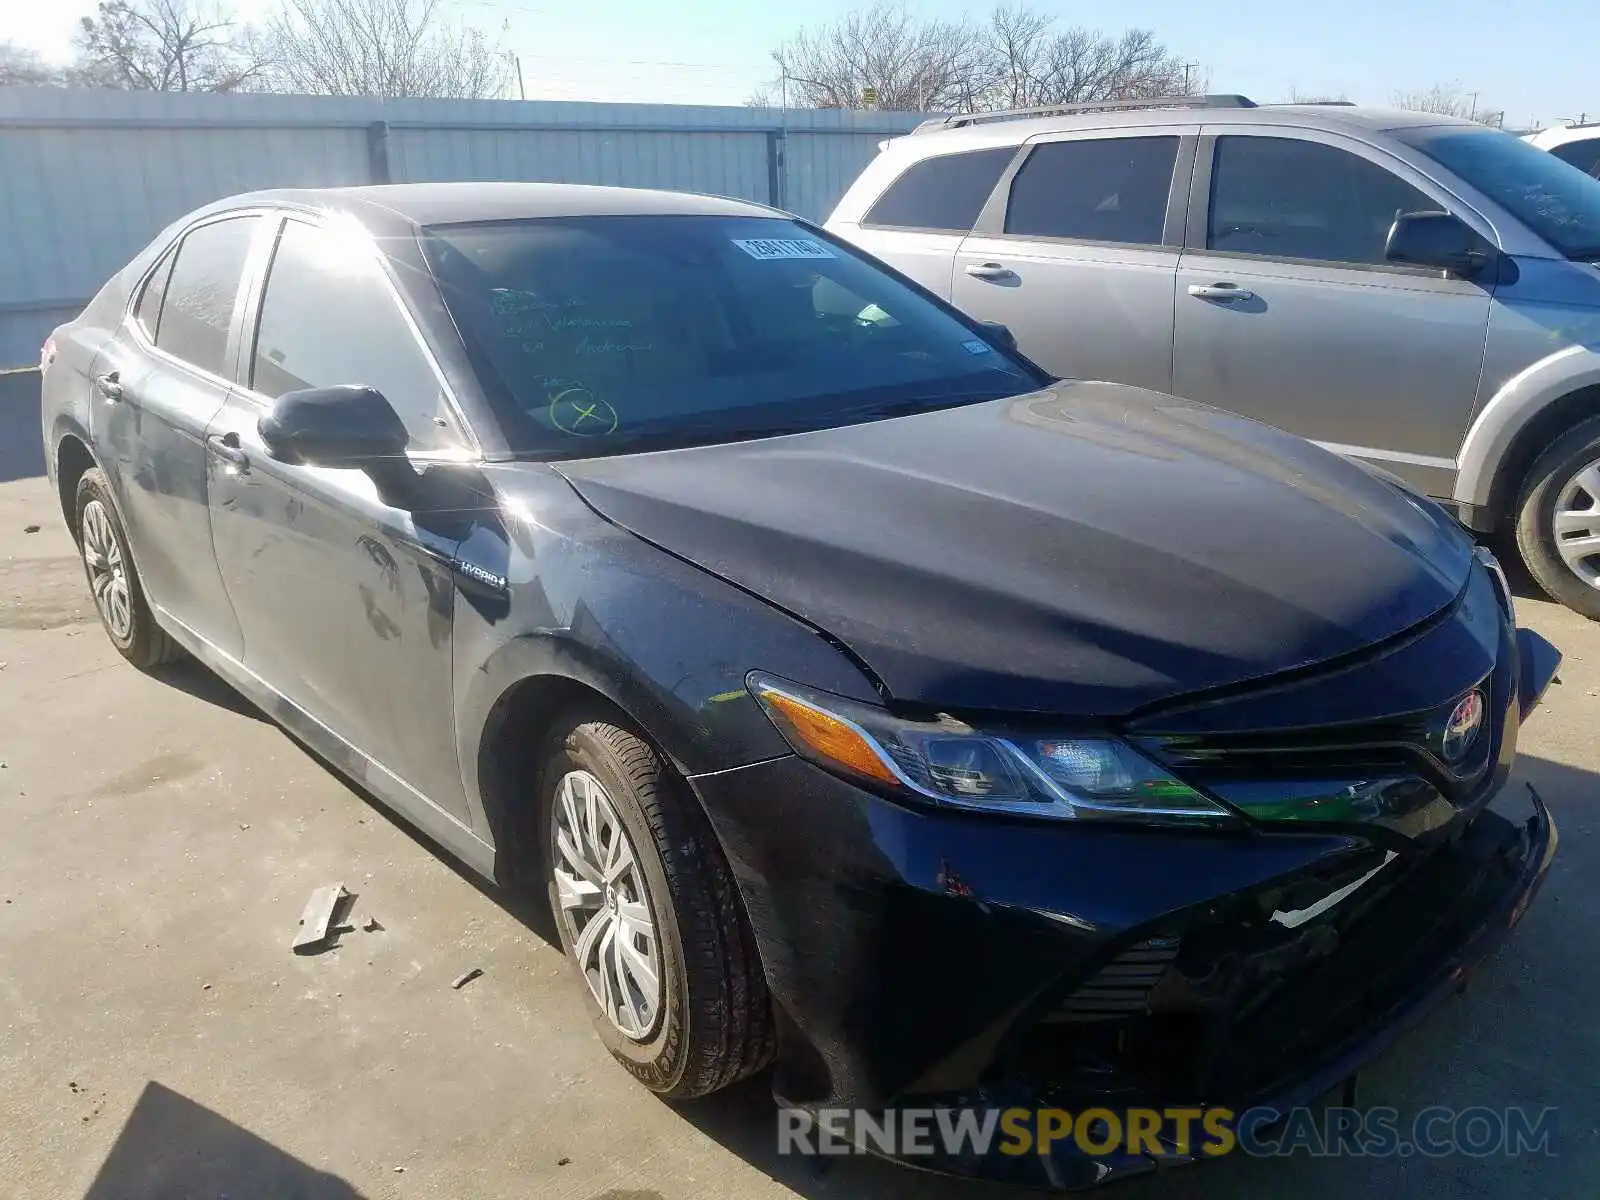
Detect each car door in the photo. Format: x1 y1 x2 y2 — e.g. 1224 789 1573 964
1172 128 1496 497
205 214 478 822
92 213 263 659
950 130 1191 393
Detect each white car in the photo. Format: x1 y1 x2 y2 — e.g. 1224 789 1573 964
1523 124 1600 177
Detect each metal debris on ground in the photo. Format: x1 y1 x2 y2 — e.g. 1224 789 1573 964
451 967 483 990
22 525 39 533
363 916 383 932
292 884 353 954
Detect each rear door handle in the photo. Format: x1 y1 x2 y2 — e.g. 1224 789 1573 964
94 372 124 402
964 262 1013 281
206 432 250 473
1187 283 1254 302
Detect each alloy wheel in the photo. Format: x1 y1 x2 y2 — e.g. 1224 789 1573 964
551 769 663 1039
81 499 132 640
1553 457 1600 588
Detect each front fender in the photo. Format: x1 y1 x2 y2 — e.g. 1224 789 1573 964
1455 343 1600 510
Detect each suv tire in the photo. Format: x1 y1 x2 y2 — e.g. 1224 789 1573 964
1516 416 1600 620
540 713 774 1098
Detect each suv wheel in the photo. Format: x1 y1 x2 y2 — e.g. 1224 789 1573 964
540 713 774 1098
1516 416 1600 619
75 469 182 666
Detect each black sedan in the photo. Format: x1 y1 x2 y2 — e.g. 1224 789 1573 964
41 183 1559 1188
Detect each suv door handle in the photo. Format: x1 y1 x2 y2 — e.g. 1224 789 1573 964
206 432 250 473
1187 283 1255 302
94 372 124 402
964 262 1014 281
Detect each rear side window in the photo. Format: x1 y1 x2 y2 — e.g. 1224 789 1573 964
1207 137 1431 266
250 219 451 450
154 216 259 376
862 147 1015 232
1551 137 1600 179
1005 137 1178 246
134 249 176 339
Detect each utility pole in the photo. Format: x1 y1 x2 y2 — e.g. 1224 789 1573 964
1181 61 1200 95
514 54 526 101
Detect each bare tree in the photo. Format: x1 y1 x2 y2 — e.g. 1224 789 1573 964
1286 87 1350 104
73 0 266 91
0 41 68 86
1394 83 1503 126
256 0 510 99
765 3 1198 113
771 3 994 112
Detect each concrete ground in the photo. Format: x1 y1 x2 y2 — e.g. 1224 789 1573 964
2 368 1597 1198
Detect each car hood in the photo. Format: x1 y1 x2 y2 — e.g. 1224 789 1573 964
552 382 1473 716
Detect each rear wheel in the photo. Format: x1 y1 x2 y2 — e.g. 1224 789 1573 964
74 469 181 667
540 714 773 1098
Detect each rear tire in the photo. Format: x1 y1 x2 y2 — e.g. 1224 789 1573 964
540 713 774 1098
74 469 181 667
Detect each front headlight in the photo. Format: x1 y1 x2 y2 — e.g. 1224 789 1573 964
749 673 1235 825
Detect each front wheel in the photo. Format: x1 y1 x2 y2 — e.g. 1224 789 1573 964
1516 417 1600 620
541 714 773 1098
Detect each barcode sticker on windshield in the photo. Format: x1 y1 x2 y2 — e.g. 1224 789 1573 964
732 238 836 261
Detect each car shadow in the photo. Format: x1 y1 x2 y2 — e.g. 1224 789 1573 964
148 656 272 722
83 1081 366 1199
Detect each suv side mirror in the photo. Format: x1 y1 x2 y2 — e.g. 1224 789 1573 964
258 385 410 468
979 321 1018 352
1385 211 1490 276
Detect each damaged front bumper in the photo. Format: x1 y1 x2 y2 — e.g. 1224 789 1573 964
691 621 1561 1189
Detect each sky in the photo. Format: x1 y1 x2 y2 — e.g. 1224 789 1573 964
4 0 1596 129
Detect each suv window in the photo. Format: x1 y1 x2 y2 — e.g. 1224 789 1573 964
862 147 1015 232
154 216 259 376
1207 137 1431 266
1550 138 1600 179
1005 136 1178 245
134 248 176 339
251 219 452 451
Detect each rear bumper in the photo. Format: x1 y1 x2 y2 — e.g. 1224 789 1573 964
690 624 1561 1189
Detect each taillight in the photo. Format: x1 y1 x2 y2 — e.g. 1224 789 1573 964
40 336 56 373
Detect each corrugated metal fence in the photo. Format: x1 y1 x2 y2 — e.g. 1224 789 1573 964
0 88 928 367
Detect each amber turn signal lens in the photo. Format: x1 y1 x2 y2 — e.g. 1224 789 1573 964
758 687 900 785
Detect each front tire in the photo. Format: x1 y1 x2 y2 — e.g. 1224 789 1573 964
74 469 181 667
1516 417 1600 620
541 714 773 1098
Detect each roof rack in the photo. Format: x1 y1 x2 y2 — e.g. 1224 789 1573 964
914 94 1257 133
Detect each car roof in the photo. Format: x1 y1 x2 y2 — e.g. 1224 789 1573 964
1524 124 1600 150
212 181 782 227
902 103 1480 152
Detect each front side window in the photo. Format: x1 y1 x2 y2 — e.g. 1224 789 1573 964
1398 126 1600 258
251 219 451 450
423 215 1042 458
1207 137 1431 266
155 216 260 375
862 147 1016 232
1005 136 1178 246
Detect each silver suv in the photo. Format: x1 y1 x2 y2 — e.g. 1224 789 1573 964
826 96 1600 618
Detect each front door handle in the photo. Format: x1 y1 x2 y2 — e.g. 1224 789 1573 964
964 262 1014 281
1187 282 1255 302
206 432 251 473
94 372 124 402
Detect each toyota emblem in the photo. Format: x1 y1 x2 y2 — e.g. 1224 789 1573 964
1441 690 1486 763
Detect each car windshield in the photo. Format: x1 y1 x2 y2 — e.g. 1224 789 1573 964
421 214 1042 457
1398 126 1600 260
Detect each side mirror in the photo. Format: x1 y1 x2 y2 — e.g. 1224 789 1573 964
1385 211 1490 276
979 321 1018 352
258 385 410 468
